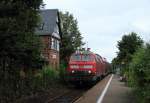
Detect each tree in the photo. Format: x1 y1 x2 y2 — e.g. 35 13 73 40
0 0 44 69
116 32 143 65
128 43 150 103
59 12 84 64
0 0 43 102
111 32 143 75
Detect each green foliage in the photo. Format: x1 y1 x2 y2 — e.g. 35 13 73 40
0 0 44 102
112 32 150 103
0 65 62 102
112 32 143 73
25 66 59 93
128 43 150 103
117 32 143 64
29 66 60 91
59 11 84 64
59 63 67 83
0 0 44 69
41 66 59 81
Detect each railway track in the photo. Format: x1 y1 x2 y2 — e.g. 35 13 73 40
46 89 85 103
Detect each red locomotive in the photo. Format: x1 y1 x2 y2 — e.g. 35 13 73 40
67 48 111 84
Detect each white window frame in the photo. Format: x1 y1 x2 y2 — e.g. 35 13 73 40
51 37 59 51
57 40 59 51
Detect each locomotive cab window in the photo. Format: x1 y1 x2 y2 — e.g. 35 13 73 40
82 54 94 61
70 54 81 61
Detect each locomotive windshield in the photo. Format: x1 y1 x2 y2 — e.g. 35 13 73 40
70 54 81 61
82 55 94 61
70 54 94 61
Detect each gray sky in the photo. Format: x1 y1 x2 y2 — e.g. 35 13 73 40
43 0 150 62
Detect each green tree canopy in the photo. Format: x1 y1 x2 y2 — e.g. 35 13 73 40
128 43 150 103
0 0 43 70
59 12 84 64
0 1 44 101
113 32 143 65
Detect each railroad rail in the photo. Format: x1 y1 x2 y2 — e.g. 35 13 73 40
46 89 85 103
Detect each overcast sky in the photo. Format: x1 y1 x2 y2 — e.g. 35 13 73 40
43 0 150 62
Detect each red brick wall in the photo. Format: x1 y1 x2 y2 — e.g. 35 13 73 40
40 35 60 69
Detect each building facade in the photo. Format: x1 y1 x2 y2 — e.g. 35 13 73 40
36 9 61 68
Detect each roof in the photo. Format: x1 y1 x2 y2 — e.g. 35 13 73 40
35 9 61 39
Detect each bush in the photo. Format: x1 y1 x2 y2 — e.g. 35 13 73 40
0 65 61 103
0 64 69 103
59 63 67 83
128 43 150 103
41 66 59 80
35 66 59 89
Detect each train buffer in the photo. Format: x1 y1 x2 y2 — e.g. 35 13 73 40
75 74 134 103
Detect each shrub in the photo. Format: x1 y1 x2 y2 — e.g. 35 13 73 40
128 43 150 103
36 66 59 88
59 63 67 83
41 66 59 80
0 64 68 103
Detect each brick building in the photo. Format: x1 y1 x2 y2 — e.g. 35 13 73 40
36 9 61 68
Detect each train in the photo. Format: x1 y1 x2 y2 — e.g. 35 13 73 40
66 48 111 84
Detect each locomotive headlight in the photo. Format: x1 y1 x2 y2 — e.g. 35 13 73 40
88 70 91 74
70 65 79 69
72 70 75 73
84 65 93 69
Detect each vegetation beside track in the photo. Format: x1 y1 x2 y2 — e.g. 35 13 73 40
127 43 150 103
0 63 68 103
0 0 84 102
112 32 150 103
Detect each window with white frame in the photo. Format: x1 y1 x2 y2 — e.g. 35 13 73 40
57 40 59 51
51 38 54 49
51 38 59 51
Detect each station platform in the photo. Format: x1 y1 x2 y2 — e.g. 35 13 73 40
102 75 134 103
75 74 134 103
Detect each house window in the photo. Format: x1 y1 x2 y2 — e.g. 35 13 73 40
51 38 54 49
51 38 59 51
57 40 59 51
